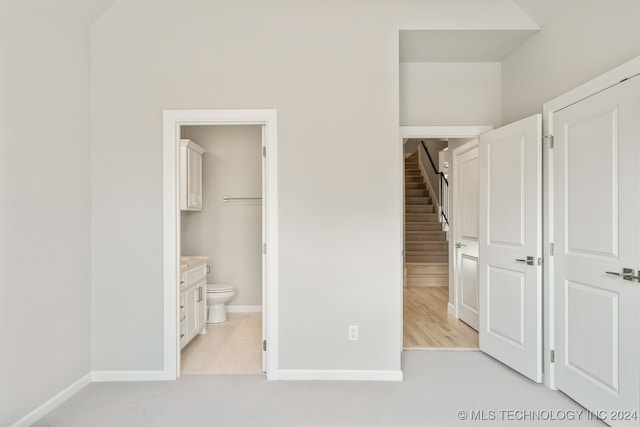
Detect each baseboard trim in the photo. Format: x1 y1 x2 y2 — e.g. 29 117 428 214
448 303 457 318
91 370 168 382
226 305 262 313
277 369 403 381
10 372 91 427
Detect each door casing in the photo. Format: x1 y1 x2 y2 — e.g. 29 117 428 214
399 126 491 339
543 56 640 389
162 109 279 380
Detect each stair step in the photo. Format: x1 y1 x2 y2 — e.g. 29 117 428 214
404 205 438 213
405 205 435 214
405 196 433 205
406 254 449 263
405 241 448 250
405 231 447 241
406 262 449 276
405 176 423 182
405 189 428 197
405 222 444 232
406 250 448 256
405 182 426 190
405 171 421 177
406 277 449 287
406 213 439 222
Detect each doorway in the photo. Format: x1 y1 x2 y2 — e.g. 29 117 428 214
162 109 279 380
179 124 263 375
400 127 490 350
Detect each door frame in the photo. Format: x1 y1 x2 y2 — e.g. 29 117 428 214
162 109 279 380
543 56 640 389
399 126 491 343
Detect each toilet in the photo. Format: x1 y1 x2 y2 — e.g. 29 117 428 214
206 284 236 323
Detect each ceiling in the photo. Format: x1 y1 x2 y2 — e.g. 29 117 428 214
511 0 571 27
400 0 571 63
400 30 539 62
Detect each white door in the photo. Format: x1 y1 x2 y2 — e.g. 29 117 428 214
479 115 542 382
553 76 640 424
453 142 480 330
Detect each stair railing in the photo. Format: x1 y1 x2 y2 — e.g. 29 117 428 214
420 141 449 226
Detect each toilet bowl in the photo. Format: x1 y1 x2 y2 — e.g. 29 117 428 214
206 284 236 323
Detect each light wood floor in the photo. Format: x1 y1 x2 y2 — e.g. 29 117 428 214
404 286 479 349
181 313 262 375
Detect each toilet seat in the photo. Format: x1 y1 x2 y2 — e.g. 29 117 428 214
207 284 235 293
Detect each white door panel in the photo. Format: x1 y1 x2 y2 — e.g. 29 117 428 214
479 114 542 382
553 76 640 425
454 144 479 331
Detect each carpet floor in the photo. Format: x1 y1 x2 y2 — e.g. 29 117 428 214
34 351 603 426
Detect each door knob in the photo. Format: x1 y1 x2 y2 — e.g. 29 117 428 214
605 268 640 281
455 242 467 249
516 256 535 266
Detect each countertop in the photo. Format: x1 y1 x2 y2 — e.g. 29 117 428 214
180 256 209 272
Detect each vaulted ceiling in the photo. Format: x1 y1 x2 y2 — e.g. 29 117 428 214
400 0 572 63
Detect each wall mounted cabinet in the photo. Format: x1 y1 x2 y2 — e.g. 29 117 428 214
179 139 205 211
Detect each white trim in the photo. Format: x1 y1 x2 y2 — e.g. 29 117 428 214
541 55 640 391
447 302 457 318
400 125 493 139
277 369 403 381
404 347 479 352
9 373 91 427
163 109 279 381
91 371 167 382
544 56 640 115
224 305 263 313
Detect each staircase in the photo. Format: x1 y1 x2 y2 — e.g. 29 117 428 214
404 152 449 286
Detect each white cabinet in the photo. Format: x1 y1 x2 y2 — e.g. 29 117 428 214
180 262 208 349
179 139 205 211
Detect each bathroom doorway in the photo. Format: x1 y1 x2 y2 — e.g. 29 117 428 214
179 124 263 375
162 109 279 380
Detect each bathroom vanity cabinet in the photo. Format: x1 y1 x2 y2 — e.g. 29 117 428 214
179 139 205 211
180 261 207 349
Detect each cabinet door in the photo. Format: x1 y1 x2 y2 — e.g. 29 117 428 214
185 286 198 341
187 148 202 210
197 283 207 332
179 292 187 348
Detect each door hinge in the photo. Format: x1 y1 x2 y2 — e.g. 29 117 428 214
263 340 267 351
544 135 554 149
550 242 554 256
537 257 543 265
550 350 555 363
263 243 267 255
262 146 266 157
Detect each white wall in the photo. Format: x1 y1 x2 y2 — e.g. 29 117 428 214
502 0 640 124
400 62 502 127
180 126 263 307
0 1 114 425
89 0 538 373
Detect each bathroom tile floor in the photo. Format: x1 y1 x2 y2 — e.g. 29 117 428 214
404 286 479 349
181 312 263 375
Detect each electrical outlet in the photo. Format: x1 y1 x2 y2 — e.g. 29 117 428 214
348 325 359 341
